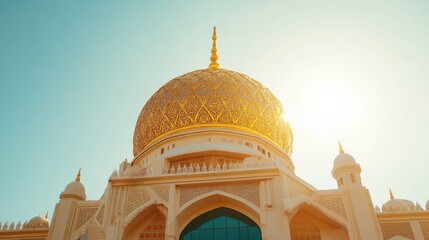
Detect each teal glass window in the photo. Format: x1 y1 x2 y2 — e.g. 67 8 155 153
180 207 261 240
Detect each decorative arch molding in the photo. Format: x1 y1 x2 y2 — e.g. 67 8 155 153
70 215 96 240
176 190 261 236
180 207 262 240
288 196 349 228
121 200 168 239
123 195 168 227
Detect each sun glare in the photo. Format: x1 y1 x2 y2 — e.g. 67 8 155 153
282 112 289 122
290 81 361 140
309 85 344 124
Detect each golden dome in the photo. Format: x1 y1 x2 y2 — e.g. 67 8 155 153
133 68 293 156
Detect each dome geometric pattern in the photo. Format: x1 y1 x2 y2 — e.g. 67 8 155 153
133 68 293 156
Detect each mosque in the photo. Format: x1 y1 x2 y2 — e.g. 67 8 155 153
1 28 428 240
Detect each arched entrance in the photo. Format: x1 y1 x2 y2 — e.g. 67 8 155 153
290 208 349 240
121 204 167 240
180 207 261 240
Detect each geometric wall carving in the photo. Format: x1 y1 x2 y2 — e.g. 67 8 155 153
151 185 170 203
180 182 260 207
420 221 429 237
126 186 151 216
75 207 98 230
316 195 347 219
96 204 105 225
380 222 414 240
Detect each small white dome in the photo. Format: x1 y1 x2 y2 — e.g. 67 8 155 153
331 146 361 179
27 216 49 229
334 153 356 167
60 180 86 200
382 199 415 213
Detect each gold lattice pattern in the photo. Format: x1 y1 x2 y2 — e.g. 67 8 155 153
133 68 293 156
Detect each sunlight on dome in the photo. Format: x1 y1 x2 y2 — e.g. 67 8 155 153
282 113 289 122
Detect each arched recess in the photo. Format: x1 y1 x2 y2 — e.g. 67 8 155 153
289 205 349 240
122 204 167 240
176 190 261 236
180 207 261 240
289 197 348 227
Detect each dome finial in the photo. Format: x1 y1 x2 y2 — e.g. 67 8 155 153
208 26 220 69
338 141 344 154
45 211 49 220
75 168 81 182
389 188 395 200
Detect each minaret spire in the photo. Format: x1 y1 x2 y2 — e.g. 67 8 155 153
389 188 394 200
338 141 344 154
75 168 81 182
208 26 220 69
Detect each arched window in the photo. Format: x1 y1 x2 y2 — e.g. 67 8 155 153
351 173 356 183
180 207 261 240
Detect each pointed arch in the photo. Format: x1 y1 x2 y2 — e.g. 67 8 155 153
289 197 348 228
121 202 168 240
180 207 261 240
176 190 260 236
289 203 349 240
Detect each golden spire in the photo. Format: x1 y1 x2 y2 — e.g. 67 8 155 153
75 168 81 182
389 188 394 200
45 211 49 220
338 141 344 154
208 26 220 69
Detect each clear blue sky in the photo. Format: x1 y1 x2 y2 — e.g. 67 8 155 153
1 0 428 223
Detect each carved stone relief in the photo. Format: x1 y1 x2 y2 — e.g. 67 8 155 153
75 207 98 230
151 185 170 203
316 195 347 219
180 182 260 207
125 186 151 216
380 222 414 240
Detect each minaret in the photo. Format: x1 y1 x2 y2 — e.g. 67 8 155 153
332 142 362 188
331 143 383 239
47 169 86 240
